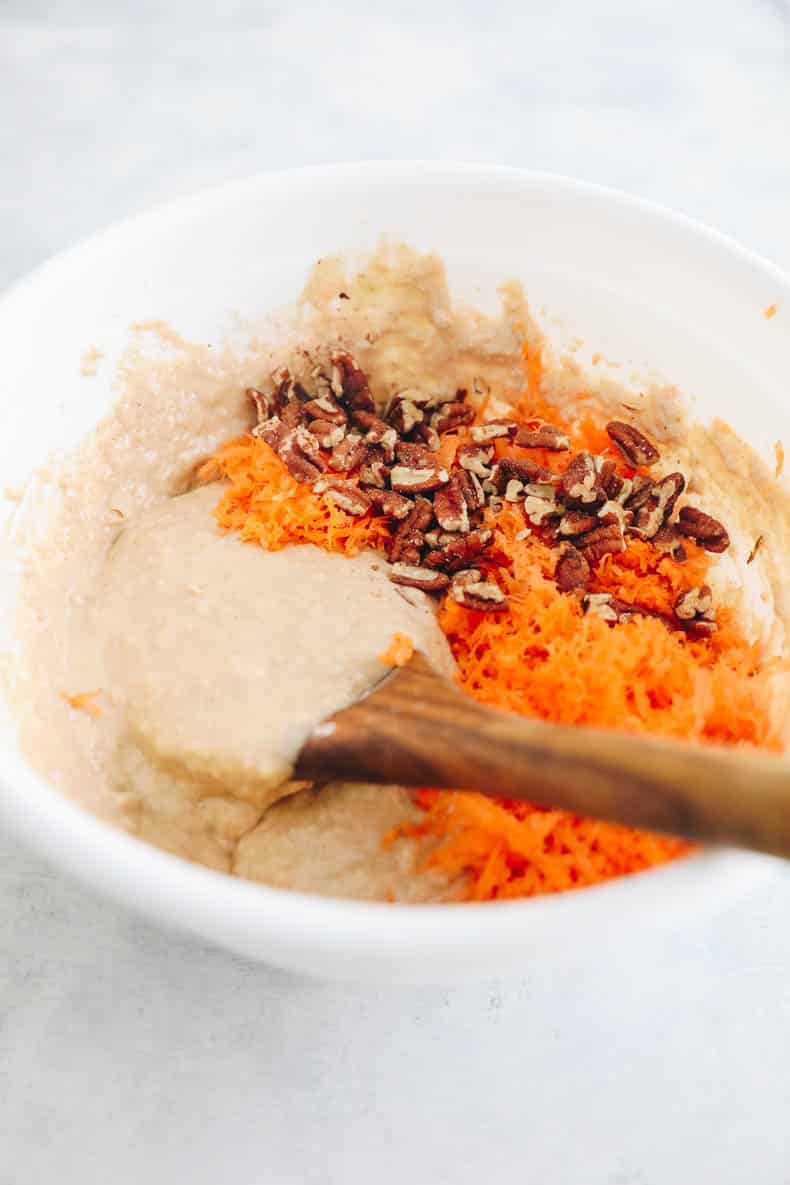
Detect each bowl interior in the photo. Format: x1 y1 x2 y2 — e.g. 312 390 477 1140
0 163 788 981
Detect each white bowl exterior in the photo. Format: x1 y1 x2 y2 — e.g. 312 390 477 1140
0 163 789 982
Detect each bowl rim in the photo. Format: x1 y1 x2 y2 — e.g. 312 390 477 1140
1 160 788 960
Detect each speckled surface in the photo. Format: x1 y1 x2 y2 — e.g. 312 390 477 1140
2 3 790 1182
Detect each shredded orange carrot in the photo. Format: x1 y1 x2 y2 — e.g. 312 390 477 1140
204 437 390 557
61 689 104 719
776 441 785 479
765 303 778 320
207 386 780 903
379 632 415 668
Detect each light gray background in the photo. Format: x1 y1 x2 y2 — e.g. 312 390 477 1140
3 3 790 1183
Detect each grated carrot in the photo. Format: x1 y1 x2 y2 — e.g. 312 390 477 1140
207 394 780 903
776 441 785 479
765 303 778 320
379 632 415 668
62 689 104 719
204 437 390 557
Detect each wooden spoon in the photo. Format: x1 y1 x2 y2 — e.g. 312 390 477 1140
295 650 790 859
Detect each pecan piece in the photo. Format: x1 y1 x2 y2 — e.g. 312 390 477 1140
328 433 368 473
576 522 626 564
434 474 470 533
623 473 654 510
351 410 397 460
561 452 602 506
389 498 434 565
423 528 493 573
330 350 376 412
303 394 348 426
411 422 441 452
308 419 346 449
558 510 599 537
390 564 450 593
278 424 326 483
606 421 660 467
523 483 561 526
256 397 306 449
368 489 413 520
358 446 389 489
390 464 449 493
674 585 717 635
313 478 371 516
454 467 485 511
387 396 424 435
431 401 476 434
677 506 730 553
247 386 277 423
395 441 437 468
652 524 688 563
457 442 494 477
493 456 555 492
515 424 570 450
450 576 508 612
555 545 591 592
598 460 624 500
470 419 519 443
504 479 525 502
583 592 621 623
633 472 685 539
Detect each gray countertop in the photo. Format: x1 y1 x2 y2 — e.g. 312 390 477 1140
3 3 790 1182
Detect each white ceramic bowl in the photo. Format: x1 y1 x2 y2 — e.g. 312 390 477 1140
1 163 789 983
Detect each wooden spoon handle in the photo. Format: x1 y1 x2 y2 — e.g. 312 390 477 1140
296 653 790 858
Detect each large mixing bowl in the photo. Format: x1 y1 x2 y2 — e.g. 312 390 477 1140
1 162 788 981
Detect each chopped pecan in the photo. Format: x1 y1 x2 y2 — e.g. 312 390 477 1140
359 448 389 489
623 473 654 511
328 433 368 473
454 467 485 511
523 484 561 526
395 441 437 468
450 576 508 612
558 510 599 537
387 396 424 435
303 394 348 425
390 464 449 493
388 498 434 565
576 522 626 564
633 472 685 538
674 585 717 635
307 418 346 449
351 410 397 460
431 402 475 434
330 351 376 412
434 474 470 533
278 424 326 483
652 524 688 562
598 460 624 500
312 478 371 516
493 456 555 492
561 452 602 505
257 397 306 448
470 420 519 443
368 489 413 519
423 528 493 573
677 506 730 553
457 442 494 477
597 500 633 530
504 479 525 502
555 545 591 592
390 564 449 593
606 421 660 467
411 422 441 452
583 592 620 622
515 424 570 450
247 386 277 423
